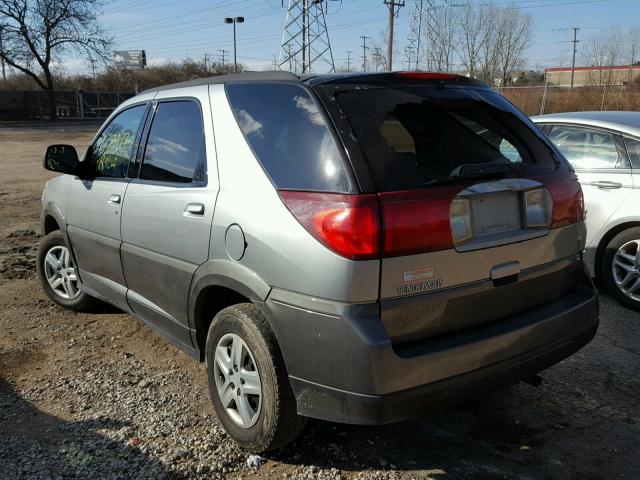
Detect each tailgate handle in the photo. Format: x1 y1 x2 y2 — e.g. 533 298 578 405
491 261 521 280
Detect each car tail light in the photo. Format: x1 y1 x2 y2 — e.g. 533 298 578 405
544 175 585 228
524 188 553 228
278 191 380 260
379 187 459 257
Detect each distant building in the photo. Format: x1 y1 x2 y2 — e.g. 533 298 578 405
545 65 640 86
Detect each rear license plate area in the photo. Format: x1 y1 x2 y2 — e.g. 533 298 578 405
470 192 521 238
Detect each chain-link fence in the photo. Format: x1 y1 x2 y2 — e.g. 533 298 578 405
497 84 640 117
0 90 136 120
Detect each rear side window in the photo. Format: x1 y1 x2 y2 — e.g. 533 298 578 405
226 83 353 192
140 101 206 184
333 86 558 192
548 125 621 169
624 136 640 168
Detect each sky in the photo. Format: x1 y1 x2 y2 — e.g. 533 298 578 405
63 0 640 75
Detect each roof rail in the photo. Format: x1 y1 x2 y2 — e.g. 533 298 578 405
141 71 300 94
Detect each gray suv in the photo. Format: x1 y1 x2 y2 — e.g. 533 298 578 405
38 71 599 452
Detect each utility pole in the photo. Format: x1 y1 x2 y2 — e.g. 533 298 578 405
272 55 279 70
203 53 211 72
570 27 580 89
218 49 229 68
88 58 99 119
286 44 294 72
384 0 404 71
360 35 370 72
346 50 353 72
0 26 6 82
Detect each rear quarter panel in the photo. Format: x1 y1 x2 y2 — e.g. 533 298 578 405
207 84 379 303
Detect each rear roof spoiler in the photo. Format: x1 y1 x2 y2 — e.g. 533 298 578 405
304 71 489 88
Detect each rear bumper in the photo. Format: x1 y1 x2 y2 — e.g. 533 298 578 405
262 263 599 425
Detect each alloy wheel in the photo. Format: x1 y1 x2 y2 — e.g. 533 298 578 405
43 245 80 300
612 239 640 301
213 333 262 428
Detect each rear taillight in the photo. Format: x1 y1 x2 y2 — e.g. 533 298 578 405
544 174 585 227
280 175 584 261
278 191 380 260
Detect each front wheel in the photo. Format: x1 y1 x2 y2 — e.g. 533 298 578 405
205 303 306 452
602 227 640 311
36 231 99 311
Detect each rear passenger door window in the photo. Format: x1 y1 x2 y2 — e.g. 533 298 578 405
140 100 206 184
547 125 621 170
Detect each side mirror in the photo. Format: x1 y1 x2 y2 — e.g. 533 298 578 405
43 144 80 175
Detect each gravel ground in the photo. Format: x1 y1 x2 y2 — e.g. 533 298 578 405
0 123 639 479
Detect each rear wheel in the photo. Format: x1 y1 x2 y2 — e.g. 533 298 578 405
205 303 306 452
36 231 99 311
602 227 640 311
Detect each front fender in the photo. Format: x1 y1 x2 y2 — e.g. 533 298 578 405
41 202 67 235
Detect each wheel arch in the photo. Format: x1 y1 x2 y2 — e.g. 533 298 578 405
594 220 640 281
41 203 66 236
189 259 272 361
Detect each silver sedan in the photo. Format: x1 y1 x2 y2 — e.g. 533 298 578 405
533 111 640 311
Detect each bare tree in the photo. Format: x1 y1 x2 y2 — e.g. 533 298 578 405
0 0 111 120
582 27 626 85
493 7 534 87
416 3 533 85
628 27 640 84
455 3 494 79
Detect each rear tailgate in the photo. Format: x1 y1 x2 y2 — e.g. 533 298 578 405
317 76 586 344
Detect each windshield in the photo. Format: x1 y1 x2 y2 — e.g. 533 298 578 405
333 86 558 192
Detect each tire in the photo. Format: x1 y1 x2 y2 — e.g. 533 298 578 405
36 230 99 312
601 227 640 311
205 303 306 452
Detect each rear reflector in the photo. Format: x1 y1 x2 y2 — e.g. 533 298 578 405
379 187 459 257
278 191 380 260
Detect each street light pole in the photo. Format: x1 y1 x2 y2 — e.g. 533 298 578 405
225 16 244 74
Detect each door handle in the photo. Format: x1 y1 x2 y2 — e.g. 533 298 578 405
184 203 205 216
592 181 622 189
107 194 121 205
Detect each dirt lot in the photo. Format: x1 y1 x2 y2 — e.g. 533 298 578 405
0 122 639 480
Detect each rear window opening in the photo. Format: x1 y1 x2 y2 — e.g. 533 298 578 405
331 86 560 192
